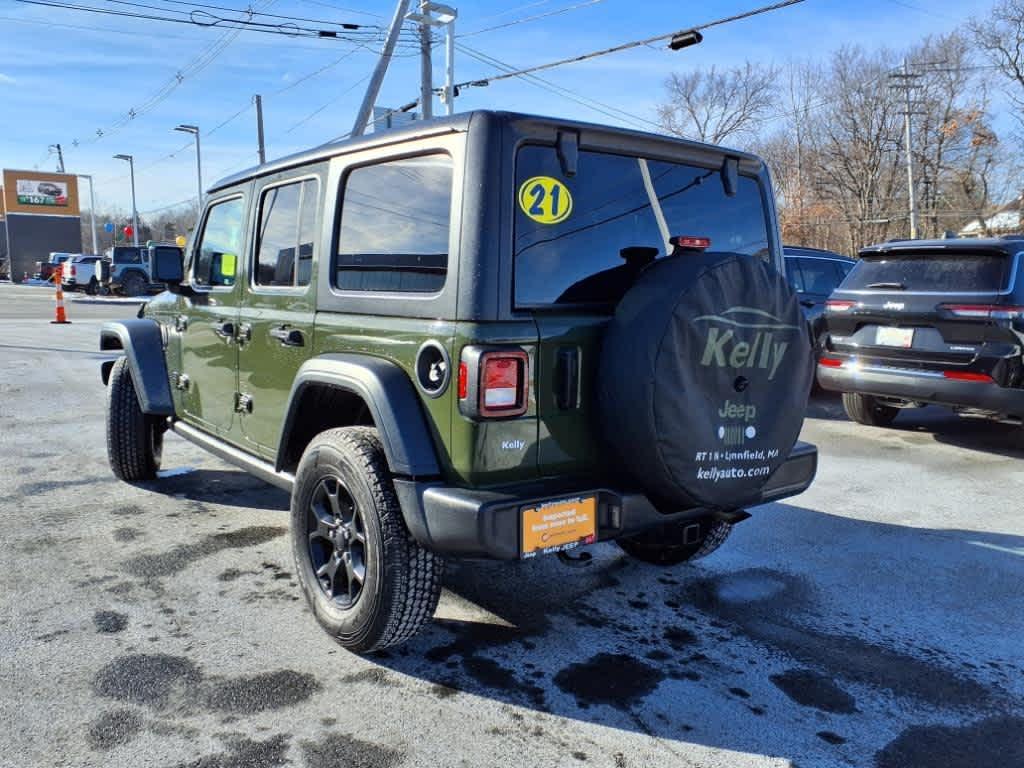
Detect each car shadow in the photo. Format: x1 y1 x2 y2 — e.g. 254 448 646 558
138 468 291 511
889 409 1024 459
805 389 847 421
369 502 1024 765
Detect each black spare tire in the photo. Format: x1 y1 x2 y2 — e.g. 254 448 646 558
598 251 813 510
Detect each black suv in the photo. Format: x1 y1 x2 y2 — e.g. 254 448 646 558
783 246 855 344
818 237 1024 427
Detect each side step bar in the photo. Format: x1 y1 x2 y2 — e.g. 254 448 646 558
169 420 295 493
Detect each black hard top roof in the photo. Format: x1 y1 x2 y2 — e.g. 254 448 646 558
783 245 854 261
209 109 762 194
859 237 1024 257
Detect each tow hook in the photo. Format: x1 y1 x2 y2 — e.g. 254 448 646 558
557 549 593 567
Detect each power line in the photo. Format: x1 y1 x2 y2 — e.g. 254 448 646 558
453 0 807 91
98 0 380 29
459 0 604 38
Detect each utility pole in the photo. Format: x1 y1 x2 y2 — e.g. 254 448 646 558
889 58 922 240
77 174 99 255
418 1 433 120
410 3 458 116
254 94 266 164
49 144 65 173
351 0 413 138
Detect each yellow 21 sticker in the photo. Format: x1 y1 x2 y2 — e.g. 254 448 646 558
518 176 573 224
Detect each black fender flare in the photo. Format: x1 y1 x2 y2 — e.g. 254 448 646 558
278 353 441 479
100 319 175 416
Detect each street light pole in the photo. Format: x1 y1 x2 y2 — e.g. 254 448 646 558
113 154 139 247
77 174 99 255
174 124 202 205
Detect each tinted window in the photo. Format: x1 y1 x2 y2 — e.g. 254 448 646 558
334 154 452 293
843 252 1011 292
113 247 141 264
785 258 804 292
255 179 318 288
193 197 245 287
797 258 845 296
514 146 771 307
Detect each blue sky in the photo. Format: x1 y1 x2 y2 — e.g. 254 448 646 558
0 0 998 213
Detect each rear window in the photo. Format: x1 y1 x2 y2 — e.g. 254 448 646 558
514 146 771 308
843 252 1012 293
113 247 141 264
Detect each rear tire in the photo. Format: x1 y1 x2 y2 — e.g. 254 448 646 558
617 517 732 565
122 272 146 297
842 392 899 427
106 357 163 481
86 277 98 296
290 427 442 653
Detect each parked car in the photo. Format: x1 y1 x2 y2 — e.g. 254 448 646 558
105 243 182 296
783 246 856 345
34 252 73 281
62 254 106 294
100 111 818 653
818 236 1024 428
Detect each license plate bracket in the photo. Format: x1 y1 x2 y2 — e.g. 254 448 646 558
521 496 597 559
876 326 914 348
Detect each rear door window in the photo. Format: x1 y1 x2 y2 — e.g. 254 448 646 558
255 178 318 288
843 252 1012 292
514 146 771 308
334 154 452 293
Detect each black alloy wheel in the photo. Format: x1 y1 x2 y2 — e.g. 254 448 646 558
307 475 367 607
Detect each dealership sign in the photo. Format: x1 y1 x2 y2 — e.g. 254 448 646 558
16 179 68 207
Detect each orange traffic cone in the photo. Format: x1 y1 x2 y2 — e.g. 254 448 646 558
51 279 71 324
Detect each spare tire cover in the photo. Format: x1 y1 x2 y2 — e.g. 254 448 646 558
597 251 813 509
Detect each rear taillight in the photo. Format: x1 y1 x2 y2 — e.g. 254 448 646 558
70 266 76 276
479 352 528 417
818 357 843 368
825 300 856 313
939 304 1024 320
942 370 993 383
458 348 529 419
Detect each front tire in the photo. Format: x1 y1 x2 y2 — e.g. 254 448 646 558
122 272 146 297
842 392 899 427
291 427 442 653
86 277 98 296
106 357 163 481
617 517 732 565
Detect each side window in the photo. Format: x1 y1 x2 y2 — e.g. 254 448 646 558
785 258 805 292
334 154 452 293
799 258 843 296
193 197 245 287
255 178 319 288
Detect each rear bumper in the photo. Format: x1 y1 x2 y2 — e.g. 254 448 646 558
394 442 818 560
818 361 1024 415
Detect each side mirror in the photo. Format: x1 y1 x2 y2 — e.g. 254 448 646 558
153 248 184 285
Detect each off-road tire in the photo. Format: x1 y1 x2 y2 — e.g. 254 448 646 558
617 518 732 565
291 427 442 653
842 392 899 427
122 272 146 297
106 357 163 481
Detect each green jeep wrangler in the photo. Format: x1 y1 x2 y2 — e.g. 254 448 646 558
101 111 817 653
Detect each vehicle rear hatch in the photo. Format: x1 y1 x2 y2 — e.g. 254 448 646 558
510 131 780 479
825 242 1024 383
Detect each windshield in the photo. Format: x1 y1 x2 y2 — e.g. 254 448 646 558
843 251 1012 292
514 146 771 308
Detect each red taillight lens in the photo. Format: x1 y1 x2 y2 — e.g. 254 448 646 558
939 304 1024 320
818 357 843 368
671 235 711 251
479 351 528 417
457 362 468 400
826 300 856 312
942 370 993 382
70 266 76 276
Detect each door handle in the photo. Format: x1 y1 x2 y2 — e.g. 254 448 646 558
213 320 235 340
269 325 305 347
800 299 816 308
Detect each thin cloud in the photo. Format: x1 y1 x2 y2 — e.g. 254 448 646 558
0 73 16 85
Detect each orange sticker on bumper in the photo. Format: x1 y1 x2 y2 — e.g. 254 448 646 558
521 496 597 558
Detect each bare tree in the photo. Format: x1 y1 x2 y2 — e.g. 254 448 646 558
657 62 779 146
970 0 1024 137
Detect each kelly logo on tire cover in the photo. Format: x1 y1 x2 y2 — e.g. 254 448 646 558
694 307 800 380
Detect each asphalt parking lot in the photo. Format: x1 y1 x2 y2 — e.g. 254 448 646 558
1 282 1022 768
